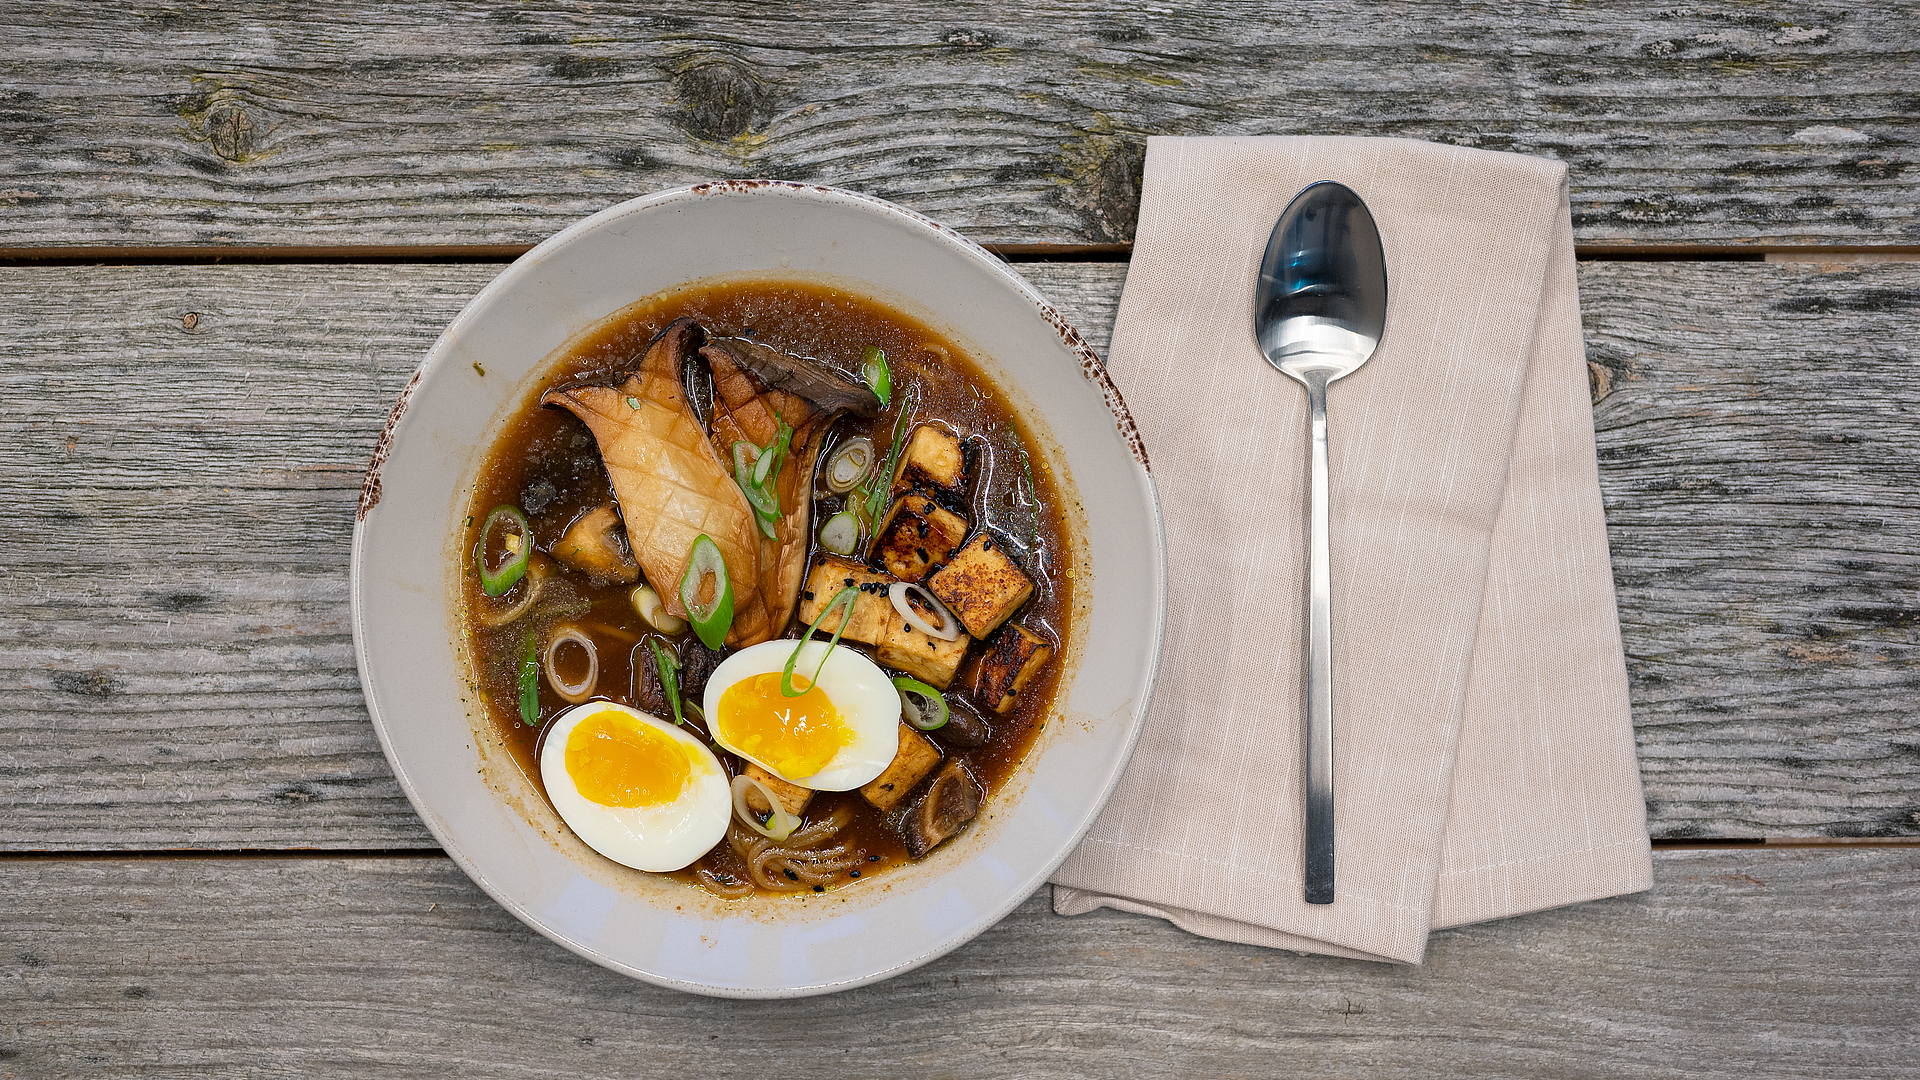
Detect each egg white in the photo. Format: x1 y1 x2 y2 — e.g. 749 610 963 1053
539 701 730 872
702 639 901 791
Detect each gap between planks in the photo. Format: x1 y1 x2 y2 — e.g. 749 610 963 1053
2 243 1918 267
2 839 1916 864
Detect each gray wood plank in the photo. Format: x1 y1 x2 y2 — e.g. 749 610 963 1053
1 1 1916 251
1 261 1916 850
1 848 1915 1078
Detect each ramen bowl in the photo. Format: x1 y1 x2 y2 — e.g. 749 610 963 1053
350 182 1165 997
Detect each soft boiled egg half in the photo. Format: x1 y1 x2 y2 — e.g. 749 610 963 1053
539 701 730 872
703 639 901 791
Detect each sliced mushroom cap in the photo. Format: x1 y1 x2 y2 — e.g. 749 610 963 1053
553 504 641 585
676 636 727 706
933 696 991 749
713 336 882 419
901 758 983 858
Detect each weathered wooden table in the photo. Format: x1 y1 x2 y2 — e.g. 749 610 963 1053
5 4 1916 1076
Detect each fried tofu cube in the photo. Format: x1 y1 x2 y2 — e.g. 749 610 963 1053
890 424 967 500
860 722 943 811
878 607 972 690
926 533 1034 639
970 623 1054 713
797 556 894 646
741 761 813 817
870 493 969 583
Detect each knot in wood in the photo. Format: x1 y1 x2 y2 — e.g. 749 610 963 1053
205 103 257 162
671 59 773 143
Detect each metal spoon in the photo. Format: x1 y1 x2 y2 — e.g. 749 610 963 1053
1254 181 1387 906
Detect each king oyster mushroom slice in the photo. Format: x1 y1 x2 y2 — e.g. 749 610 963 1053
541 318 776 647
700 337 881 635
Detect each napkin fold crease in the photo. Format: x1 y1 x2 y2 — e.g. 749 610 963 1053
1050 136 1652 963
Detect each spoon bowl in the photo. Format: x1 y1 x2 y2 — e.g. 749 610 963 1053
1257 181 1387 383
1252 181 1387 906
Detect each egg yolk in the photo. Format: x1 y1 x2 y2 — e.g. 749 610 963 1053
564 710 692 808
715 672 852 781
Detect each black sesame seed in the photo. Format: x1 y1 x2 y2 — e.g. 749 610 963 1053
812 885 824 893
849 870 861 878
869 855 880 862
982 538 993 551
916 547 929 561
784 869 798 881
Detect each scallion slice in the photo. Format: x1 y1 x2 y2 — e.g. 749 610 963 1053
516 633 540 726
678 535 734 650
781 586 857 698
854 389 914 530
817 510 859 557
477 505 533 597
893 677 949 731
650 638 685 726
731 774 801 841
861 345 892 407
823 437 876 494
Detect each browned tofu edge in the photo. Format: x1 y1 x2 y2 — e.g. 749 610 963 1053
741 761 814 816
926 532 1035 639
877 608 971 690
797 556 894 645
890 423 967 497
870 492 969 582
970 623 1055 713
860 722 943 811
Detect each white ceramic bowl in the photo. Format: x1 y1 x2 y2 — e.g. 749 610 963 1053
350 182 1165 997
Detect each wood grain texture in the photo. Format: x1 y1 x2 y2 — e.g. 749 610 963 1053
1 849 1916 1078
1 261 1915 850
1 1 1915 251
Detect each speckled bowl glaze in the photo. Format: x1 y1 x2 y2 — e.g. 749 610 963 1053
350 182 1165 997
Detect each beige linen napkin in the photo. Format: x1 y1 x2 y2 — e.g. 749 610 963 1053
1050 136 1653 963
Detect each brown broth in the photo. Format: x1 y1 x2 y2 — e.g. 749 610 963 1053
457 278 1074 897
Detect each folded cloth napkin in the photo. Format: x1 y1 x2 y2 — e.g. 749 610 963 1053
1050 136 1654 963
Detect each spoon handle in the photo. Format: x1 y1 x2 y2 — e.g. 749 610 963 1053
1305 374 1335 905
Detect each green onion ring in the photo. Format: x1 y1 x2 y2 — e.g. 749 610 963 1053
861 345 892 407
678 535 734 651
516 632 540 726
477 505 532 597
893 677 949 731
649 638 685 726
781 586 858 698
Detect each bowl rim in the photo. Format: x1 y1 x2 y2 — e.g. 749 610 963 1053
350 181 1167 996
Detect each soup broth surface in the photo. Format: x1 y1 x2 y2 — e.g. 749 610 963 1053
458 278 1074 896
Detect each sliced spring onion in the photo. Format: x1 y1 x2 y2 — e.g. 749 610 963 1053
477 505 532 597
823 437 876 494
543 627 599 704
855 390 915 530
817 510 860 557
889 581 964 641
650 638 685 726
678 535 734 651
733 442 780 517
630 584 688 635
861 345 892 407
781 586 858 697
893 677 949 731
516 633 540 726
730 774 801 841
476 557 548 628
